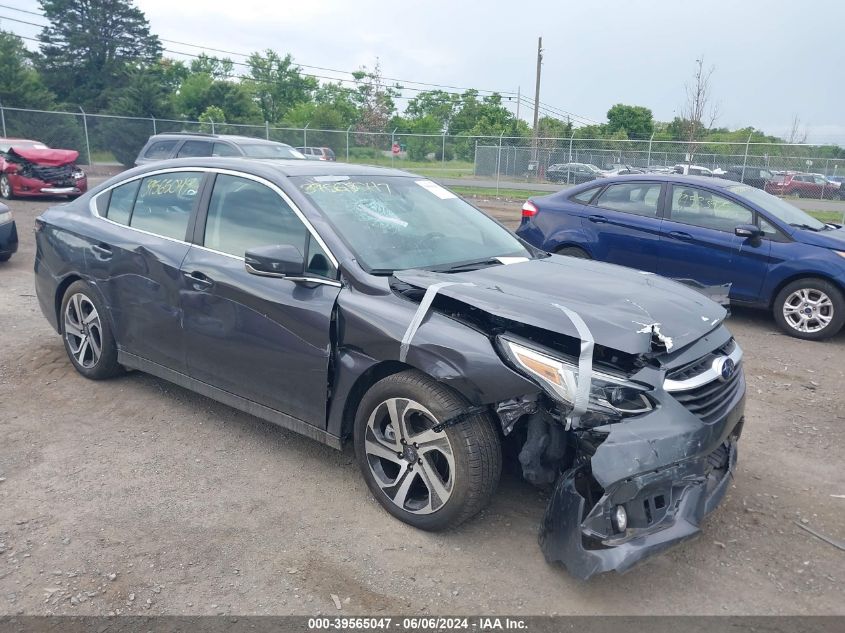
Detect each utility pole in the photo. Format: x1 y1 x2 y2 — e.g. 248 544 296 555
532 37 543 162
515 86 521 122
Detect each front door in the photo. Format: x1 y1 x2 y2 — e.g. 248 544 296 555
657 184 757 296
180 172 341 425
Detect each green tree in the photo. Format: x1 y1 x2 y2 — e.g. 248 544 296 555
36 0 162 110
352 61 401 145
606 104 653 139
245 50 317 123
0 31 55 108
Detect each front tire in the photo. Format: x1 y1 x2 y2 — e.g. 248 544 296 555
60 280 123 379
773 279 845 340
0 175 13 200
354 370 501 531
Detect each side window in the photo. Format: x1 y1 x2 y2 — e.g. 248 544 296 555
176 140 213 158
670 186 753 232
212 142 240 157
571 186 600 204
130 172 202 240
595 183 662 217
104 180 140 225
143 140 177 159
204 174 307 259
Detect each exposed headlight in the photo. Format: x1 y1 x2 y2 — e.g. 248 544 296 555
498 337 654 424
72 169 85 179
0 207 12 224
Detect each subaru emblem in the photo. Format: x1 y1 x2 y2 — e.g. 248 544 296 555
712 357 735 382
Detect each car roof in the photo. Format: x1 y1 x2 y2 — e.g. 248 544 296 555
124 156 415 178
149 133 290 146
569 173 741 189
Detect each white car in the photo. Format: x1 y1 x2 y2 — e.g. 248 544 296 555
672 164 714 177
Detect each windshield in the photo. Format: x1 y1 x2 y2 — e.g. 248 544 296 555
240 144 305 159
727 185 827 230
293 176 532 273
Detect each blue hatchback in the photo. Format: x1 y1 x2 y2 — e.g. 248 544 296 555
516 174 845 340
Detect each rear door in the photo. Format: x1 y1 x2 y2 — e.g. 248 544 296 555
180 171 341 424
87 170 206 371
657 184 765 298
583 181 665 271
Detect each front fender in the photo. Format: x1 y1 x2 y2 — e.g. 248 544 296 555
326 284 539 438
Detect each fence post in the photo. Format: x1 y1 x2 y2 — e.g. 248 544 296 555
0 100 5 138
346 125 352 162
265 121 269 140
209 118 215 134
391 128 397 167
150 115 157 135
78 106 92 166
740 132 752 184
647 132 654 168
496 130 504 195
474 140 478 176
303 123 309 149
442 132 447 168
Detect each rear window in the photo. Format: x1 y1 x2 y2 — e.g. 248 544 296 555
570 186 600 204
143 140 177 159
176 140 213 158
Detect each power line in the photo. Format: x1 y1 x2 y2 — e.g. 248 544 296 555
1 3 601 123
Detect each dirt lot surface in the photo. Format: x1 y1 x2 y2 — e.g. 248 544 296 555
1 189 843 617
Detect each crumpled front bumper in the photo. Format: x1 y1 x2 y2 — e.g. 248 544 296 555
540 385 745 580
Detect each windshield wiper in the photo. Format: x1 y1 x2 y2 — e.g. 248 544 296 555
789 223 821 232
431 258 504 273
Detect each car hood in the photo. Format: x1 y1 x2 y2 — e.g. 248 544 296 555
6 147 79 166
394 256 727 356
791 225 845 249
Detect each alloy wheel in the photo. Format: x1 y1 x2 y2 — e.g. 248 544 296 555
782 288 834 334
0 176 10 199
64 293 103 368
363 397 455 515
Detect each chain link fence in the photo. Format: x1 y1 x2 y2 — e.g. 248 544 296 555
2 106 843 197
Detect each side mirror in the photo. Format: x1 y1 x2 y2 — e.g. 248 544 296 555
244 244 305 278
735 224 764 240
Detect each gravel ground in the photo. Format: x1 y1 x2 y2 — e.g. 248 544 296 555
0 191 843 617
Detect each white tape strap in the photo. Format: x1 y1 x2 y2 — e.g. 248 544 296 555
399 282 473 362
553 303 594 428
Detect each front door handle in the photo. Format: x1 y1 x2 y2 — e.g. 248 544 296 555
588 214 608 223
668 230 693 241
92 243 112 258
185 271 213 290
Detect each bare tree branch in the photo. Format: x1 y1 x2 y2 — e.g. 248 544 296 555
681 56 717 161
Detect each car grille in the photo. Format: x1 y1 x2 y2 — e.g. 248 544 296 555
666 340 743 424
27 163 76 187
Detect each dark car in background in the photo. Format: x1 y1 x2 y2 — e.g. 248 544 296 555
721 165 774 189
0 202 17 262
33 157 745 580
134 133 305 166
295 146 336 161
517 174 845 340
0 138 88 199
546 162 602 183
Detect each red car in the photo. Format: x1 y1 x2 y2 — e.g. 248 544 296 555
0 138 88 199
764 172 839 199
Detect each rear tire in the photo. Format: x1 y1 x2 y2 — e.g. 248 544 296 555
354 370 501 531
773 278 845 341
0 253 10 262
555 246 591 259
60 280 123 379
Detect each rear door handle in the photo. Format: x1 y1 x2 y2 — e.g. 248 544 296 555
588 215 608 223
92 243 112 258
668 230 693 241
185 271 213 290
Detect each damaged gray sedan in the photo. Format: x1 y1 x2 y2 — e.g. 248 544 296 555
34 159 746 580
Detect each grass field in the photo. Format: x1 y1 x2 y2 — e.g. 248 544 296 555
338 157 476 179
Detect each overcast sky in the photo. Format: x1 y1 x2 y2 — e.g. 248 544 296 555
6 0 844 143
